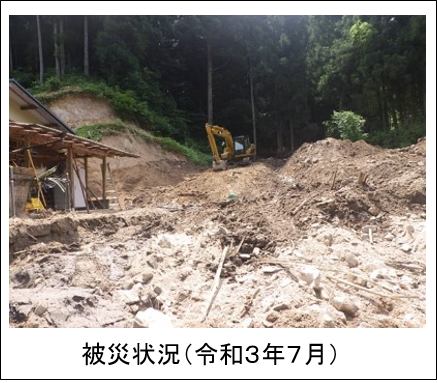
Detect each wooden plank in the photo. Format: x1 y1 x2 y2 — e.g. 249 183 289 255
202 246 230 322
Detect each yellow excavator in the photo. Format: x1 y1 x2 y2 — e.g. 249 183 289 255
205 123 256 170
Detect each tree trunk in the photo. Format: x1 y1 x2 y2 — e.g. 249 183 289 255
276 115 283 157
422 80 426 117
289 114 295 153
60 17 65 76
9 37 13 71
84 16 89 76
248 54 257 156
54 21 60 78
207 39 213 125
36 15 44 85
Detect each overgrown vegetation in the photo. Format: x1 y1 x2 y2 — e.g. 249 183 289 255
11 15 426 153
324 111 367 142
76 121 210 167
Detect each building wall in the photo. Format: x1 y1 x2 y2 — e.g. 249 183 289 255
9 96 44 124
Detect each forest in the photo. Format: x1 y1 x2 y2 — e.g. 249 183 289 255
9 15 426 155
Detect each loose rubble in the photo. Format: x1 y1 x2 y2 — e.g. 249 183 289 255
9 137 426 328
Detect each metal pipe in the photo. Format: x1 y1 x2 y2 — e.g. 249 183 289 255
10 166 16 217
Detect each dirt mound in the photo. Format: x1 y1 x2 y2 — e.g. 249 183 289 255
278 137 426 229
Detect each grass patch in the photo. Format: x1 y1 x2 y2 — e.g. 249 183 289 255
75 121 210 167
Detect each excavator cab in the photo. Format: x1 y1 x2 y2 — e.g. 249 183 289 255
234 135 251 155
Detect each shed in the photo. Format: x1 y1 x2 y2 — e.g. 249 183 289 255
9 80 139 215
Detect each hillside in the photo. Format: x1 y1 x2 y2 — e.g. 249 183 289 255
42 91 207 205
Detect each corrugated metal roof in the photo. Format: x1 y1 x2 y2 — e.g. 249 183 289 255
9 122 139 158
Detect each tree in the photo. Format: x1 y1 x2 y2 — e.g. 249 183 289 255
36 15 44 84
84 16 89 76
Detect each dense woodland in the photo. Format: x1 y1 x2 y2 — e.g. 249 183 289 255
10 15 426 155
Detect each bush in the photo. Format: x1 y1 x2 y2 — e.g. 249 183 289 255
324 110 367 141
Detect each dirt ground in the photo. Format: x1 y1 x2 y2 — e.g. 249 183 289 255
9 137 426 328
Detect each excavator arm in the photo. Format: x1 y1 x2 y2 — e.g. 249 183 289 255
205 123 235 162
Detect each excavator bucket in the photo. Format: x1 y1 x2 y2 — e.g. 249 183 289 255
212 160 227 171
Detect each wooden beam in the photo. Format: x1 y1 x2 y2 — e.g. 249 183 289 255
67 145 75 210
84 157 89 191
20 104 38 110
102 156 107 201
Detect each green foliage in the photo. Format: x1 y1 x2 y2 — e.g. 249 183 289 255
32 75 186 140
75 121 128 141
10 15 426 152
370 119 425 148
324 110 368 141
45 76 62 91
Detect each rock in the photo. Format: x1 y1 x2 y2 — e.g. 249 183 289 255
346 273 367 287
134 273 154 284
133 308 173 328
273 303 290 312
158 236 172 248
298 265 321 288
400 275 414 290
368 206 380 216
322 234 333 246
123 280 134 290
362 261 386 273
252 247 261 256
266 311 279 322
400 243 412 253
154 286 163 295
384 233 394 241
241 243 254 253
345 254 359 268
34 303 47 317
405 225 415 236
239 253 251 260
262 320 274 328
218 226 229 236
155 255 164 263
147 258 158 269
332 296 359 317
242 318 253 328
113 289 140 305
322 314 335 328
358 322 371 328
176 291 188 302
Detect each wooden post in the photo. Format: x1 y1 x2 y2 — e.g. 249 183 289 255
102 156 107 202
24 140 30 167
84 157 89 190
67 146 75 209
